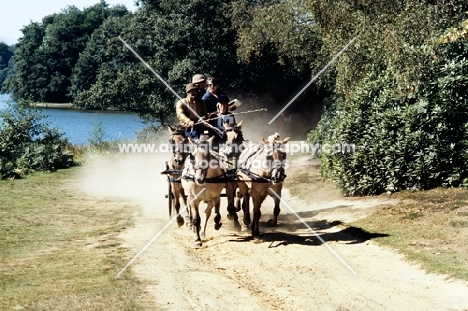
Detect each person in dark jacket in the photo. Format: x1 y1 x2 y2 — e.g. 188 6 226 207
202 77 230 114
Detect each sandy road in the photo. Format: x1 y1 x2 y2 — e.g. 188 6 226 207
79 153 468 310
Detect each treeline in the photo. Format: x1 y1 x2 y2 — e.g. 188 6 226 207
2 0 468 193
1 0 317 124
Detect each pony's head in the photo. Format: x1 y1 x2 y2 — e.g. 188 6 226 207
188 135 215 185
168 125 188 168
221 120 244 159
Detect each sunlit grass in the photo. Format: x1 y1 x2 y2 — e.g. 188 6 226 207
285 154 343 201
0 168 156 310
351 187 468 281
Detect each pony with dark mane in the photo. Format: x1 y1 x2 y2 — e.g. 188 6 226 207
236 133 290 238
218 120 245 231
164 125 189 226
181 135 228 248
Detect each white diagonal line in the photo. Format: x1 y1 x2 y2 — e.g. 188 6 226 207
117 188 206 277
268 36 358 124
268 188 357 275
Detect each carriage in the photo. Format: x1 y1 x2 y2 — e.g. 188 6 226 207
160 122 290 248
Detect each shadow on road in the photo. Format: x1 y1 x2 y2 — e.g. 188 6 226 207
227 220 389 248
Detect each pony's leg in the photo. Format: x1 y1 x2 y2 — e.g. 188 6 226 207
234 191 242 212
242 193 251 226
250 187 267 238
173 186 184 227
226 182 241 231
213 197 222 231
182 188 191 228
191 200 202 248
237 182 251 226
267 186 282 227
250 183 267 239
251 197 262 238
203 202 213 238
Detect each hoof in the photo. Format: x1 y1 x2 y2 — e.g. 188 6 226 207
267 219 277 227
177 216 185 227
227 213 233 220
252 235 262 243
214 223 222 230
243 218 251 226
192 240 202 249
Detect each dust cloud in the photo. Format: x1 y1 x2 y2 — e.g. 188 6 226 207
78 152 170 216
232 95 321 142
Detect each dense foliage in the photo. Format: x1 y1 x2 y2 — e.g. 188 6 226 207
0 103 74 179
0 43 14 89
3 1 128 103
309 14 468 195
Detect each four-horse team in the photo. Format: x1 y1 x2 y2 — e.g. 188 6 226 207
163 124 290 249
162 75 290 248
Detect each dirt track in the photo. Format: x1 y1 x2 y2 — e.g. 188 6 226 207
79 153 468 311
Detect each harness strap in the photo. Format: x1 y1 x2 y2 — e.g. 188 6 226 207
240 168 271 183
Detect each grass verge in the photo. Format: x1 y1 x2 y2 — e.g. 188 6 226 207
285 154 468 282
351 188 468 281
0 168 155 310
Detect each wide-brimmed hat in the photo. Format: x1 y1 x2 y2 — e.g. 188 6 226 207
228 99 241 111
192 74 205 84
186 83 198 93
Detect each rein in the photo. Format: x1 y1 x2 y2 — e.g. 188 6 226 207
196 108 268 124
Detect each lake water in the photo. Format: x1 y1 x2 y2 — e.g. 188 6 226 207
0 94 147 145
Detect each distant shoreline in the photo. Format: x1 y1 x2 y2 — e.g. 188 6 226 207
32 103 74 109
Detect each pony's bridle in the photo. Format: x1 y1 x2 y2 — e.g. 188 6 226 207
169 130 188 167
221 125 244 159
189 141 212 184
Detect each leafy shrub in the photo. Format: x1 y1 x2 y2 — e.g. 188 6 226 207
0 103 74 179
309 19 468 195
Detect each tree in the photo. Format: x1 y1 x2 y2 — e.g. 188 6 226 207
77 0 243 123
0 103 73 179
3 22 50 102
0 42 14 89
69 14 131 100
4 2 129 103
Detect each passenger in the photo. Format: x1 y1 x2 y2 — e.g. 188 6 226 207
176 82 208 139
202 77 230 114
208 95 236 131
207 95 236 150
192 74 206 100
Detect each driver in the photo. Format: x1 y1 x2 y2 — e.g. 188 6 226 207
175 82 208 139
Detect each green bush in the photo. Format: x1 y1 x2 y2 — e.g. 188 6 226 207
309 19 468 195
0 103 74 179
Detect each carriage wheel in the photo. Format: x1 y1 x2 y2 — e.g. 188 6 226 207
167 179 173 217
